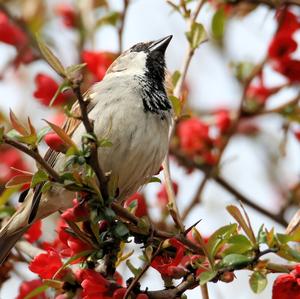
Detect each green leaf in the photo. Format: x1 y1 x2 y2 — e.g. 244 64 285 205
0 188 19 207
221 253 253 268
114 222 129 238
96 11 121 27
66 63 87 78
199 270 217 285
137 217 150 235
31 170 48 188
0 126 4 143
222 234 253 255
226 205 256 244
6 174 33 188
147 176 161 184
24 284 49 299
169 95 181 117
126 260 142 277
41 181 52 193
211 8 226 41
53 250 94 278
98 139 113 147
249 271 267 293
207 223 238 260
37 126 51 143
172 70 181 87
36 35 66 77
277 244 300 262
185 22 207 50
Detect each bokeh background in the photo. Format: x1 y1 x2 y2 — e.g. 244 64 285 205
0 0 299 298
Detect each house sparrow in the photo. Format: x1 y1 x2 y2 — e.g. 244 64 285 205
0 35 173 264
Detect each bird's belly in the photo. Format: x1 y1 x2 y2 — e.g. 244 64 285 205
94 102 170 200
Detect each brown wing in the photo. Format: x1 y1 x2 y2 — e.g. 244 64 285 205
28 96 96 223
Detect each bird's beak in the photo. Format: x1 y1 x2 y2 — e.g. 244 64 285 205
149 35 173 54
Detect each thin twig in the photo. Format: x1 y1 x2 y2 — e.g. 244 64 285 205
3 135 60 181
71 83 108 199
117 0 130 54
200 284 209 299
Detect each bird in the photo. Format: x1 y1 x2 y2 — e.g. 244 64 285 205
0 35 173 264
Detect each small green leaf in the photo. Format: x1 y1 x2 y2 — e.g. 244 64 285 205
24 284 49 299
169 95 181 117
96 11 121 27
226 205 256 244
207 223 238 260
145 245 153 262
199 270 217 285
126 260 142 277
221 253 253 268
31 170 48 188
0 126 4 143
114 222 129 237
37 126 51 143
98 139 113 147
222 234 253 255
6 175 33 188
148 177 161 184
211 8 226 41
66 63 87 78
172 70 181 87
36 36 66 77
137 217 150 235
41 181 52 193
185 22 207 50
0 188 19 207
249 271 267 294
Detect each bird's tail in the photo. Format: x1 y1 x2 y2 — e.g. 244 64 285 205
0 192 33 265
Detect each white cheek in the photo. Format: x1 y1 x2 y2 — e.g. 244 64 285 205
120 52 147 76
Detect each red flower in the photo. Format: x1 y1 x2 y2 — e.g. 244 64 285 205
44 133 68 153
272 265 300 299
33 73 68 106
16 279 46 299
82 51 114 81
0 146 28 184
268 33 297 60
124 193 148 217
55 4 77 28
157 182 178 206
0 12 27 48
113 288 127 299
277 9 300 35
136 294 149 299
214 109 231 133
61 199 89 222
29 250 63 279
151 238 185 277
77 269 111 299
177 117 210 156
294 130 300 142
24 220 42 243
246 84 274 104
273 58 300 83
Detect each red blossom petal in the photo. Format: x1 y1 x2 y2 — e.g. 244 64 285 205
82 51 114 81
113 288 127 299
24 220 42 243
124 193 148 217
44 133 68 153
272 272 300 299
157 182 178 206
268 33 297 60
33 73 68 106
16 279 46 299
55 4 77 28
29 250 63 279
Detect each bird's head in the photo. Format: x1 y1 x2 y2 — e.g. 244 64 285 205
106 35 172 82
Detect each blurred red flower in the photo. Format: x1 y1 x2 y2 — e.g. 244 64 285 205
276 9 300 34
157 181 178 206
214 109 231 133
272 265 300 299
77 269 111 299
29 250 63 279
151 238 185 277
33 73 68 106
273 58 300 83
268 34 297 60
0 146 28 184
177 117 210 156
82 51 115 81
16 279 46 299
44 132 68 153
61 199 89 222
113 288 127 299
0 12 27 47
24 220 42 243
124 193 148 217
55 4 77 28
